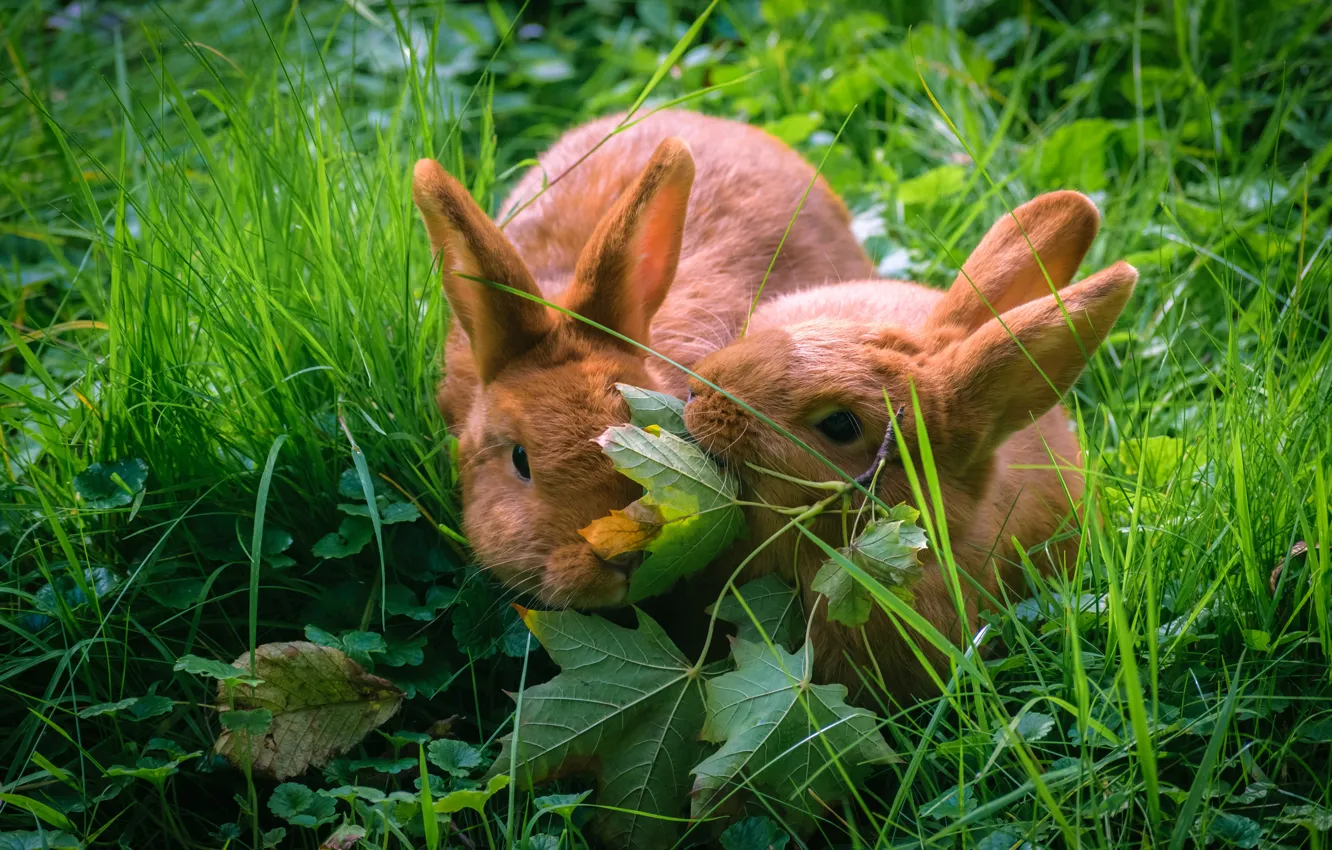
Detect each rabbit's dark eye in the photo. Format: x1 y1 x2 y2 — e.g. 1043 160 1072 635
512 445 531 480
814 410 862 444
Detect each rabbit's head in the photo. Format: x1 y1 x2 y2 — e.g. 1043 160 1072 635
685 192 1137 529
413 139 695 608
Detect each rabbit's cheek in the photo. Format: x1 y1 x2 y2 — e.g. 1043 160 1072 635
541 543 630 609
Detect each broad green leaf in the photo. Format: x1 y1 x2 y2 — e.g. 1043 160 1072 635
764 111 822 145
347 756 415 775
897 164 966 206
812 504 927 626
691 640 895 816
721 815 791 850
993 711 1055 747
977 827 1035 850
339 500 421 524
434 774 510 815
339 631 388 667
921 784 975 819
582 423 745 602
73 459 148 509
320 785 386 804
319 824 367 849
174 654 263 686
261 827 286 849
260 527 295 568
1035 118 1118 191
313 517 374 559
533 790 590 818
338 467 390 500
492 608 709 846
616 383 688 438
1205 812 1262 848
268 782 338 827
104 751 201 784
0 832 82 850
384 584 457 621
427 739 482 777
710 575 802 650
128 694 175 720
381 634 426 667
391 652 454 700
1277 803 1332 831
213 641 404 779
79 698 136 718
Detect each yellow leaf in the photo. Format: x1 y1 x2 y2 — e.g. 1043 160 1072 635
577 502 664 560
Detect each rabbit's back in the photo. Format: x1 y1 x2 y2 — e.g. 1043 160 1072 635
747 278 942 333
497 110 873 380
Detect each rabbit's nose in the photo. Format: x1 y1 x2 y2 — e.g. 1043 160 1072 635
603 549 644 577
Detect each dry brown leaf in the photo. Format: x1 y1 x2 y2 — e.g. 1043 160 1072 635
214 641 403 779
578 501 664 560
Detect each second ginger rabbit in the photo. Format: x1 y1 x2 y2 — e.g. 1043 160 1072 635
683 191 1138 700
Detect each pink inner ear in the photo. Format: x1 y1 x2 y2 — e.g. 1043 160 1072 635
632 183 688 311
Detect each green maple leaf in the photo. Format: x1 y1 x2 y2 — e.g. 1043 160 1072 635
616 383 688 438
584 423 745 602
691 640 896 816
490 608 709 846
710 575 803 650
811 503 928 627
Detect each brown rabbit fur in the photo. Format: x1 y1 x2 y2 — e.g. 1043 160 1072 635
683 191 1138 701
413 110 872 610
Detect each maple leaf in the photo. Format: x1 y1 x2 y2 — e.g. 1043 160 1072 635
710 575 803 651
490 608 709 847
615 382 689 438
579 422 745 602
811 503 928 626
691 640 896 816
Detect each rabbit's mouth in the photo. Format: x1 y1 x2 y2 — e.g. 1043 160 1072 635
537 541 638 609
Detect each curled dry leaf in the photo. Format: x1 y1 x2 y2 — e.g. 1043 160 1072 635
578 500 664 560
214 641 403 779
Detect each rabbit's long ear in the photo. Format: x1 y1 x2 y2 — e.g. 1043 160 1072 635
413 159 552 382
936 261 1137 464
562 137 695 348
928 191 1101 333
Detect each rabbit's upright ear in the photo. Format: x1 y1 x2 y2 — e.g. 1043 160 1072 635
937 261 1137 464
413 159 553 382
563 137 695 347
928 191 1101 333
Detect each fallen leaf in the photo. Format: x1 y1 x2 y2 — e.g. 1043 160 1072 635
213 641 403 779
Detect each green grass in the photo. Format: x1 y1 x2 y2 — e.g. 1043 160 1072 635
3 0 1331 847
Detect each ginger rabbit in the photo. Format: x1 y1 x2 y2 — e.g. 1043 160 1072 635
413 110 872 609
683 191 1137 699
